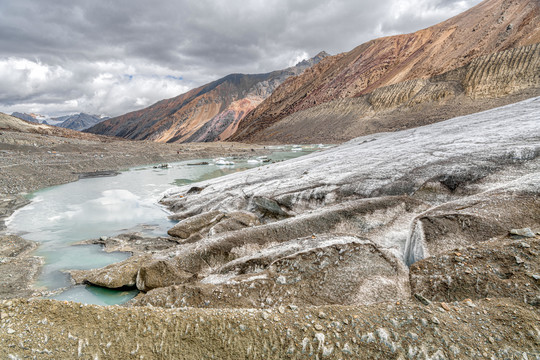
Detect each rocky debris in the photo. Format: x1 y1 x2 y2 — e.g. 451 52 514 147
168 210 225 240
2 91 540 358
133 235 410 308
168 210 261 243
0 235 42 299
153 163 169 169
75 233 179 254
410 237 540 306
67 98 540 308
209 211 261 235
0 124 270 195
413 293 432 306
136 259 194 292
76 170 120 179
73 196 425 293
249 196 291 219
0 235 35 258
510 228 537 238
0 195 29 232
1 298 539 359
404 173 540 265
163 97 540 227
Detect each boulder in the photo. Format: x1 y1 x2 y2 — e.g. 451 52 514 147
69 254 151 289
249 196 290 219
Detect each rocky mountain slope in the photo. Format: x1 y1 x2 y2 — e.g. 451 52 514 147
86 52 328 143
1 112 103 140
54 113 109 131
238 42 540 143
10 112 40 123
231 0 540 142
11 112 109 130
0 112 268 195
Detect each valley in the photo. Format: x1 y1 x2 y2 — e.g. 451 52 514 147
0 0 539 358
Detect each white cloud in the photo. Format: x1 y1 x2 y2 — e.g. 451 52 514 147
0 58 73 100
0 0 483 118
0 58 191 116
288 51 310 67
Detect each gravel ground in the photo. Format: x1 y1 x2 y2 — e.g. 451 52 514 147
1 297 539 359
1 118 539 358
0 130 268 195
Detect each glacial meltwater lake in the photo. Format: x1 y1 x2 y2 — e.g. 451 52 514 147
6 145 325 305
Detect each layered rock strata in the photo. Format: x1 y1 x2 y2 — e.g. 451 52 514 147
86 53 328 143
233 42 540 143
231 0 540 142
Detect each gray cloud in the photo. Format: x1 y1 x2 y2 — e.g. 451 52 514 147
0 0 482 117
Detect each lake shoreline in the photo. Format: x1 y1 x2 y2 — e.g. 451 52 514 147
0 130 270 301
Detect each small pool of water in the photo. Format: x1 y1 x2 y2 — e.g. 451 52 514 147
6 145 325 305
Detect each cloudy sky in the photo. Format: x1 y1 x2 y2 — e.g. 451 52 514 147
0 0 482 117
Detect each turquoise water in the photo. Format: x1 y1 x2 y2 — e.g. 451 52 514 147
6 146 323 305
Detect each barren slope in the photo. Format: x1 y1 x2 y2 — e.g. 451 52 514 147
231 0 540 142
240 42 540 143
86 53 328 143
0 112 104 141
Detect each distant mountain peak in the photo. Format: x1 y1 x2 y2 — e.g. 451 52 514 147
54 113 110 131
293 51 330 68
314 51 330 58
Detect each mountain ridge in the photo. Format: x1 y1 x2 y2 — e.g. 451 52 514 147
230 0 540 142
235 42 540 143
86 52 329 142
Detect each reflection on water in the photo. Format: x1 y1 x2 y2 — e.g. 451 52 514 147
7 146 324 305
52 285 139 306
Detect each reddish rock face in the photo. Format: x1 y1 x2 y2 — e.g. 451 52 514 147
230 0 540 142
85 53 329 143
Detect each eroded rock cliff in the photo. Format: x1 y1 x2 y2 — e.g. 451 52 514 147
231 0 540 142
233 42 540 143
